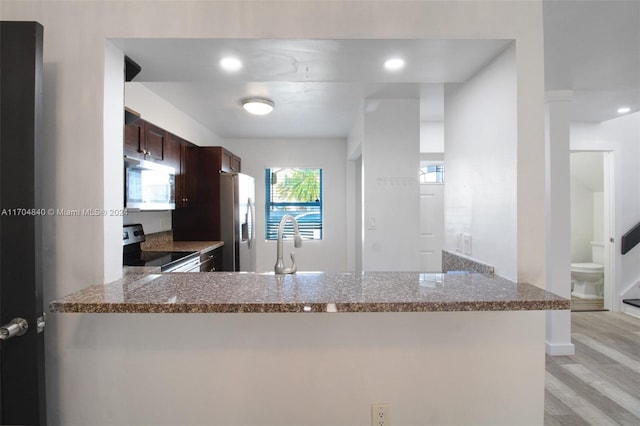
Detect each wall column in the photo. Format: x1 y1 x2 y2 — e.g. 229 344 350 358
545 90 575 356
362 99 420 271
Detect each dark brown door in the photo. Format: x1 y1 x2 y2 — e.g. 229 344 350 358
0 21 47 425
221 148 233 172
143 122 166 161
231 154 242 173
166 133 184 206
183 142 199 206
124 119 144 159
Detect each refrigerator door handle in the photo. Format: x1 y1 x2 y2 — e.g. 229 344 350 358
247 197 255 249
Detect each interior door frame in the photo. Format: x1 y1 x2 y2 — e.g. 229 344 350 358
602 151 616 311
569 149 616 312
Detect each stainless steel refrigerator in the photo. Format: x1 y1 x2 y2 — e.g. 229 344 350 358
219 173 256 271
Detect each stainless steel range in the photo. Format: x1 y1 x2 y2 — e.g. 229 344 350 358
123 224 200 272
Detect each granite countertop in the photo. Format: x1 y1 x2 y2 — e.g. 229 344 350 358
50 271 569 314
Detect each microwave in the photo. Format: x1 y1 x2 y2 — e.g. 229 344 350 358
124 158 175 210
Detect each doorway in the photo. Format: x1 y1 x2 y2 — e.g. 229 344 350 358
419 156 445 272
569 151 615 311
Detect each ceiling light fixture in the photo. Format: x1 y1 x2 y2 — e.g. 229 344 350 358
384 58 405 71
241 98 274 115
220 57 242 72
617 106 631 114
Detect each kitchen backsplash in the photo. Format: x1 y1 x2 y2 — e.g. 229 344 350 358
140 230 173 250
123 210 172 234
442 250 495 275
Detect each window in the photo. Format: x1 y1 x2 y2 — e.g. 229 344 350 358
419 163 444 184
265 168 323 240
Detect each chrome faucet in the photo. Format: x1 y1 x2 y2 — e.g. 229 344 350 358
274 214 303 274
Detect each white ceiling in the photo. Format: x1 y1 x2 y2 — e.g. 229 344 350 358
115 39 511 139
113 1 639 140
543 0 639 122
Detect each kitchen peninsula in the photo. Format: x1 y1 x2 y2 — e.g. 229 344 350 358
51 271 566 314
50 271 566 425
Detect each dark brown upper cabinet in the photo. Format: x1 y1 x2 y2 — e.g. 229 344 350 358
220 148 241 173
172 146 242 241
166 133 199 208
124 117 166 162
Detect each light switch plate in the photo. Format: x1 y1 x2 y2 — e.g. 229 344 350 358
463 233 472 255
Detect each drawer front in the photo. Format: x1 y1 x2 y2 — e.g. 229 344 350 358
200 257 216 272
200 247 223 272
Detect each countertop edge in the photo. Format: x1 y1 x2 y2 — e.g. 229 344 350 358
50 300 570 314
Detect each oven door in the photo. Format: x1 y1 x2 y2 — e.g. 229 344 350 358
164 255 201 272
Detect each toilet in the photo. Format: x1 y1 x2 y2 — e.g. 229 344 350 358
571 242 604 300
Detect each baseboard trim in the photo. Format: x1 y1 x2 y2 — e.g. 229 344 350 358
546 341 575 356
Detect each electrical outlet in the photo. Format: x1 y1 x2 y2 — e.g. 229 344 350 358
371 403 390 426
463 233 472 255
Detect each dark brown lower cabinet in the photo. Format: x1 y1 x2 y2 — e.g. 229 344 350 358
200 247 223 272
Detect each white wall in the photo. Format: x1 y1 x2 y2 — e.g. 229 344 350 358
346 102 364 271
354 157 363 272
0 1 547 424
362 99 420 271
593 192 604 243
103 42 125 283
444 44 518 280
54 311 546 426
346 101 364 161
420 121 445 153
571 112 640 303
125 83 222 147
570 174 595 262
226 138 347 273
544 91 573 355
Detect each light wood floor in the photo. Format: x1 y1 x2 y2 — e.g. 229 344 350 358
545 312 640 425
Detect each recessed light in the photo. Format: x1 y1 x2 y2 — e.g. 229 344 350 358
241 98 274 115
384 58 405 71
220 57 242 72
617 107 631 114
